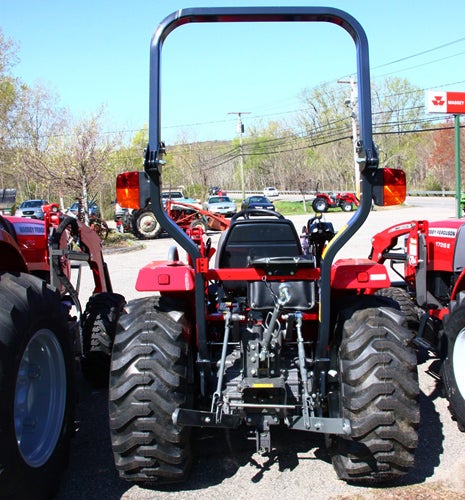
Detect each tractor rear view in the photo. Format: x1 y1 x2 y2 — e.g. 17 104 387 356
370 218 465 431
111 6 418 487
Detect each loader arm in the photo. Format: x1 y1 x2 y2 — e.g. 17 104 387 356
369 221 419 263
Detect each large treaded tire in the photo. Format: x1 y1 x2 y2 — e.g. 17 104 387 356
109 296 193 485
81 292 126 387
442 291 465 432
312 197 328 213
375 287 420 333
340 200 353 212
132 208 162 240
0 272 75 500
328 305 420 483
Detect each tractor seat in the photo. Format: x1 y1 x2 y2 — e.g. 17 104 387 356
216 216 303 270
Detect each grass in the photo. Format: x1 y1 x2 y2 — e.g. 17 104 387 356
102 230 143 251
273 200 352 215
274 200 313 215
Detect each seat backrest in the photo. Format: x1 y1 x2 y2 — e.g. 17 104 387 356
216 218 302 294
217 218 301 268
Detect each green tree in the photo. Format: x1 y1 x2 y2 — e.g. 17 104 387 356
297 82 353 191
12 83 69 201
0 28 21 190
371 77 425 175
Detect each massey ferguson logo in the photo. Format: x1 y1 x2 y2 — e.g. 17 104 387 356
431 95 445 106
429 227 457 238
427 90 465 114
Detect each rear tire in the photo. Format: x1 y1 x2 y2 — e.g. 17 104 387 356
443 292 465 431
340 201 353 212
189 218 207 232
327 305 419 483
312 197 328 213
81 292 126 387
132 208 162 240
375 287 420 333
0 273 75 500
109 296 193 484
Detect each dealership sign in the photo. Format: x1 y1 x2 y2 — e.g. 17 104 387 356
426 90 465 114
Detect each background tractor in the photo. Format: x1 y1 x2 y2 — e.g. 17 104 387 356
0 204 124 499
370 218 465 431
311 185 359 213
111 6 417 487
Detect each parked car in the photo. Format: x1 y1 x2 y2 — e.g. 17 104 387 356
241 195 275 211
204 195 237 217
15 199 48 219
67 201 101 217
161 191 201 209
263 186 279 197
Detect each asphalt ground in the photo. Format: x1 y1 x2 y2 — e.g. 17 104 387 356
55 197 465 500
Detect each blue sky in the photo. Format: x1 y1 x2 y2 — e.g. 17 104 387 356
2 0 465 144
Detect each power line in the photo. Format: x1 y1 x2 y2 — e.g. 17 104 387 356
375 50 465 79
371 36 465 70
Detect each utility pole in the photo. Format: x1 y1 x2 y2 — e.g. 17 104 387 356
338 78 360 199
228 111 250 200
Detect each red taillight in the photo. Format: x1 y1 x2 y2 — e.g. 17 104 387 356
116 171 141 209
372 168 406 207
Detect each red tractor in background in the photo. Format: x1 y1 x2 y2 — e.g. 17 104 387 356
0 204 124 499
370 218 465 431
312 184 359 213
111 6 419 488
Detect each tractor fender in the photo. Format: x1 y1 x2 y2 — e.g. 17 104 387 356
450 268 465 302
6 217 49 273
135 260 195 292
331 258 391 290
0 231 28 273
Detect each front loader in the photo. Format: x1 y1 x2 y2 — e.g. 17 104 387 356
111 6 418 487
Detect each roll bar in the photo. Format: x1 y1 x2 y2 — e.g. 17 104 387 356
145 7 378 361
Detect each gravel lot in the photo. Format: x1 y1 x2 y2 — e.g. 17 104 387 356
56 198 465 500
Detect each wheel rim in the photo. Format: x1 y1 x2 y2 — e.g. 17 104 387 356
453 327 465 397
192 222 206 230
139 213 159 235
14 329 67 467
315 201 326 211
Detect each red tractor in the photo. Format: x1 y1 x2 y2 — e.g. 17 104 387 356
0 204 124 499
312 187 359 213
111 6 417 488
370 218 465 431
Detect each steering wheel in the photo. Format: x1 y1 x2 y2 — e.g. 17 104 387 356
231 208 284 223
